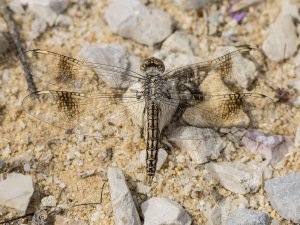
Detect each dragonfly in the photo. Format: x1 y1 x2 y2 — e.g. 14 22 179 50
22 45 271 177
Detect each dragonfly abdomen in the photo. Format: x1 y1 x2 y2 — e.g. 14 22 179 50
146 100 160 177
143 66 164 177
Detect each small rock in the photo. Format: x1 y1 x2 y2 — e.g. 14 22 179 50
171 0 215 11
176 154 186 163
141 197 192 225
208 198 233 225
287 77 300 93
241 130 293 166
139 148 168 171
55 15 73 27
8 0 25 14
136 182 151 194
208 11 222 35
162 31 196 55
219 128 231 134
292 96 300 106
0 173 34 213
156 148 168 170
10 149 33 167
28 0 68 26
0 159 6 170
280 1 300 19
295 124 300 147
0 33 9 55
2 70 10 81
265 173 300 223
262 15 298 62
3 145 11 157
107 167 141 225
205 161 263 194
294 51 300 67
154 51 200 72
294 66 300 77
41 195 57 207
49 0 68 14
79 44 135 88
169 126 225 164
23 162 31 172
78 168 98 178
55 215 87 225
104 0 173 46
226 208 270 225
31 18 47 40
213 46 258 89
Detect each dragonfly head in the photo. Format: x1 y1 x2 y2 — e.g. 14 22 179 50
141 57 165 73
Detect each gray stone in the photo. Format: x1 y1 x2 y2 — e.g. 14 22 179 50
55 15 73 27
136 182 151 194
141 197 192 225
241 130 293 166
41 195 57 207
49 0 68 14
265 173 300 223
28 0 68 26
169 126 225 164
171 0 216 11
0 33 9 55
23 162 31 172
31 18 47 40
162 31 196 55
155 148 168 171
104 0 173 46
295 124 300 147
79 44 135 88
209 198 233 225
295 66 300 77
0 159 6 170
8 0 25 14
213 46 258 89
107 167 141 225
2 70 10 82
205 161 263 194
0 173 34 213
226 209 269 225
154 51 200 71
262 15 298 62
3 145 11 157
292 96 300 106
287 77 300 93
208 11 222 35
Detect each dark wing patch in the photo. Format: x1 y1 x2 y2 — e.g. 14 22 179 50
164 45 254 83
161 92 273 129
22 90 145 139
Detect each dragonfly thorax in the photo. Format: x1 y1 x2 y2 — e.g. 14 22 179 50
140 57 165 73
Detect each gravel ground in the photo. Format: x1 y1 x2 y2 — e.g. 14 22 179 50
0 0 300 224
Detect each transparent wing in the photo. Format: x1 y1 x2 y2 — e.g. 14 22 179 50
164 45 255 83
22 90 146 139
25 49 145 92
167 92 274 140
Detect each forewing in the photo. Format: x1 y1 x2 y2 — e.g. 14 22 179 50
25 49 145 92
22 90 145 139
164 45 254 83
